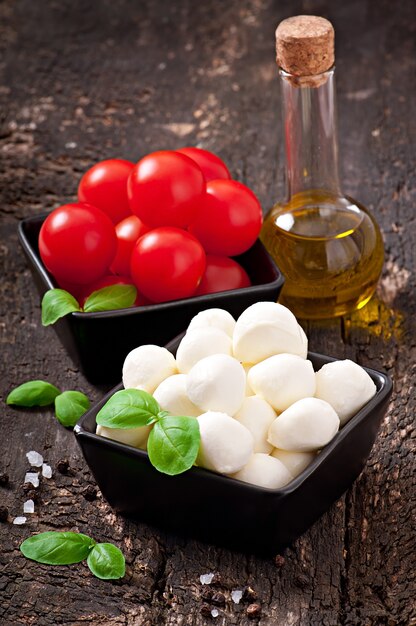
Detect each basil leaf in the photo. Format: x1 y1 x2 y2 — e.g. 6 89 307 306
83 285 137 313
7 380 61 407
41 289 81 326
54 391 90 427
96 389 160 429
20 531 95 565
147 415 200 476
87 543 125 580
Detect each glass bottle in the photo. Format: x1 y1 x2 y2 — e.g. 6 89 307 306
261 16 384 319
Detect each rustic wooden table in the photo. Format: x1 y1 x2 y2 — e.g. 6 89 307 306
1 1 415 624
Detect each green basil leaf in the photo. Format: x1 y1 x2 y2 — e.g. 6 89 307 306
147 415 200 476
41 289 81 326
87 543 125 580
20 531 95 565
96 389 160 429
7 380 61 407
54 391 90 427
83 285 137 313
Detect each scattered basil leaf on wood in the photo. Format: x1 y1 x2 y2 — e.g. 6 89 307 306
20 531 95 565
83 285 137 313
41 289 81 326
87 543 126 580
54 391 90 427
20 531 125 581
6 380 61 407
147 415 200 476
96 389 159 429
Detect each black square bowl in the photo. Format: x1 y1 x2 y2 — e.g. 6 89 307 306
18 213 284 384
74 335 392 556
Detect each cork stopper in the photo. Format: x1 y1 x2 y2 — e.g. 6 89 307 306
276 15 334 84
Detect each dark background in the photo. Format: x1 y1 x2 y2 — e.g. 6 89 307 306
0 1 415 625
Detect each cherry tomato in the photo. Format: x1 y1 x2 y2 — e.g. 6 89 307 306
77 275 149 308
130 227 206 303
78 159 134 224
188 179 263 256
39 203 117 285
195 255 251 296
176 147 231 182
110 215 151 276
127 150 205 228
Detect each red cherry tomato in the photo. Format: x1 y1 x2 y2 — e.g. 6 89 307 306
176 147 231 182
110 215 151 276
195 255 251 296
127 151 205 228
78 159 134 224
77 275 149 308
188 179 263 256
130 227 206 303
39 203 117 285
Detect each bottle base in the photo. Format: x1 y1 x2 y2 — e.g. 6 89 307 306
278 283 377 319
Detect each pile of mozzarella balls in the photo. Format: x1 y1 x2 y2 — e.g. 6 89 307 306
96 302 377 489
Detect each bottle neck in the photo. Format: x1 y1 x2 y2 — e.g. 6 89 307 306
280 68 341 200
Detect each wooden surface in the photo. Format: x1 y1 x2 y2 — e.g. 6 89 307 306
1 1 415 624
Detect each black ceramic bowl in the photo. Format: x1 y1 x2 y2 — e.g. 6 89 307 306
74 335 392 556
18 213 284 384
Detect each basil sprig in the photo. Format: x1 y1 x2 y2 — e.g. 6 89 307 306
41 284 138 326
20 531 125 580
96 389 200 476
6 380 90 427
87 543 126 580
6 380 61 407
20 532 95 565
55 391 90 427
41 289 81 325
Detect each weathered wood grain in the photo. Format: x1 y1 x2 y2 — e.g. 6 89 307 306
0 1 415 624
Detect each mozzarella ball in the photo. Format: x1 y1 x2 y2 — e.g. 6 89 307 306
234 396 276 453
153 374 200 417
248 354 316 412
176 327 232 374
268 397 340 452
96 424 151 449
315 359 377 425
271 449 315 477
122 345 177 393
232 453 293 489
187 354 246 416
197 411 254 474
187 308 236 337
233 301 306 363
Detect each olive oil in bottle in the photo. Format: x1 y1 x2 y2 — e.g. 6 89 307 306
261 16 384 319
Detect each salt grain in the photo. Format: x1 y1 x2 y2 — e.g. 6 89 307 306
23 499 35 514
200 573 215 585
26 451 43 467
24 472 39 488
13 516 27 525
231 589 243 604
211 609 219 618
42 463 52 479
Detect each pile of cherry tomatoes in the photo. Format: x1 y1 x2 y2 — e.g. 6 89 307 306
38 148 263 305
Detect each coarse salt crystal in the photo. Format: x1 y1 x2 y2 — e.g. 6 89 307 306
200 573 214 585
13 516 27 525
26 451 43 467
24 472 39 487
23 499 35 514
211 609 219 618
42 463 52 479
231 589 243 604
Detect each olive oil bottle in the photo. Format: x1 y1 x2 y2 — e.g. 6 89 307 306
261 16 384 319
